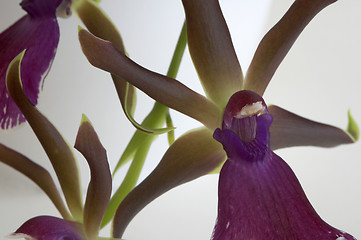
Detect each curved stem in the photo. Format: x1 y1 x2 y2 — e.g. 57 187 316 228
104 20 187 229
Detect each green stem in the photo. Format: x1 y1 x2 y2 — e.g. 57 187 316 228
101 137 153 228
104 20 187 229
167 21 187 79
112 103 169 176
163 21 187 144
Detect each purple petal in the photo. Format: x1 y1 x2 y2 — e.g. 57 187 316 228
0 2 60 129
212 90 355 239
212 128 355 239
12 216 85 240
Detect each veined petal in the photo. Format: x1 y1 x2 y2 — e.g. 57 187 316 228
269 105 355 150
212 128 355 239
112 127 225 238
78 29 221 129
0 11 59 129
245 0 337 96
11 216 86 240
182 0 243 108
0 144 71 220
212 91 355 239
74 115 112 239
6 52 83 221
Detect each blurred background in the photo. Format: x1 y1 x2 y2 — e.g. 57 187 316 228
0 0 360 239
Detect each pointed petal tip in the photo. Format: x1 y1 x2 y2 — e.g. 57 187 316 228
1 51 27 129
78 25 85 32
347 109 359 142
5 50 26 90
80 113 90 124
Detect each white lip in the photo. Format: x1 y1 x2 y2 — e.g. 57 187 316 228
235 101 266 119
7 233 34 240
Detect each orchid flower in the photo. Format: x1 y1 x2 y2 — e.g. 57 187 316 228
0 0 72 129
1 52 113 239
78 0 358 237
211 90 356 239
0 0 117 130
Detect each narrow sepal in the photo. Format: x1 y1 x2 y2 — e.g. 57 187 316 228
78 29 221 129
112 128 225 238
5 52 83 220
0 12 59 129
245 0 337 96
11 216 86 240
74 1 143 134
0 144 71 220
182 0 243 108
269 105 354 150
74 114 112 239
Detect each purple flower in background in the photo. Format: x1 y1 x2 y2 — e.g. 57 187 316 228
211 90 356 240
0 0 71 129
11 216 85 240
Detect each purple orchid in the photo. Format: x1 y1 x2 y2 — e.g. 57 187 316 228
211 90 356 240
78 0 358 237
1 52 112 239
11 216 85 240
0 0 71 129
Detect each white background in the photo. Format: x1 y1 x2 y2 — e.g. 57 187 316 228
0 0 360 239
